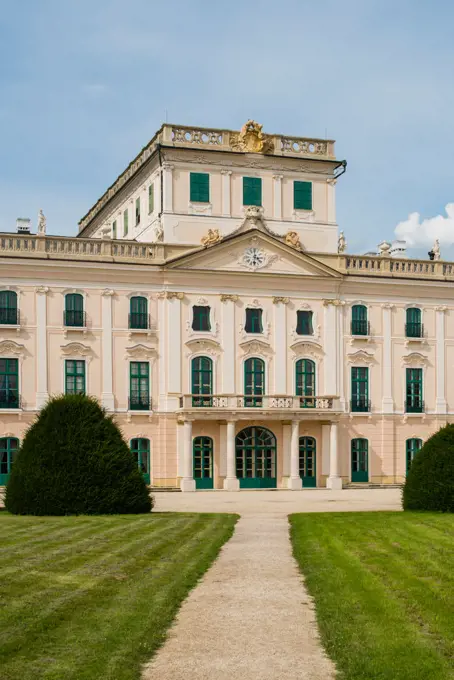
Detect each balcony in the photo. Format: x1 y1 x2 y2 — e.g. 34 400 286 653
128 393 152 411
0 308 19 326
129 312 150 330
350 397 370 413
351 320 370 336
64 310 86 328
405 322 424 338
179 394 340 419
0 393 21 410
406 399 424 414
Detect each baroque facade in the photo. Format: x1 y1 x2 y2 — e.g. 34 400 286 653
0 121 451 491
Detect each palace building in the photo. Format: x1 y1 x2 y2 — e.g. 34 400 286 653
0 120 452 491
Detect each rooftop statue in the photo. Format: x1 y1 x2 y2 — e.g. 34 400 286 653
37 209 46 236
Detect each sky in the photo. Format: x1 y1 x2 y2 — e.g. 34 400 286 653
1 0 454 258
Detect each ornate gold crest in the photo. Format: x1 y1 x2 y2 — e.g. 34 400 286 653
231 120 274 153
201 228 222 247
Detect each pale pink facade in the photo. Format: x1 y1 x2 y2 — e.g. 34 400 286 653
0 122 452 491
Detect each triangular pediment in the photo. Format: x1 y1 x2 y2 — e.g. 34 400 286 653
165 230 342 278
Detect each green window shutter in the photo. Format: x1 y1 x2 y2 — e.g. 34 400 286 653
296 310 313 335
130 438 151 483
65 359 86 395
148 184 154 213
0 358 19 408
244 358 265 405
112 221 117 239
123 209 129 236
351 367 369 412
295 359 316 407
245 308 263 333
406 438 422 474
243 177 262 206
0 290 18 325
135 198 140 225
192 305 211 332
294 181 312 210
190 173 210 203
191 356 213 406
351 438 369 481
129 361 150 410
351 305 368 335
64 294 84 327
129 296 148 329
406 308 422 337
406 368 423 413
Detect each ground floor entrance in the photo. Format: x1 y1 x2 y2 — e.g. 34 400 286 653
235 426 277 488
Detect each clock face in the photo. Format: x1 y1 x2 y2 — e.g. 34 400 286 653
244 247 266 268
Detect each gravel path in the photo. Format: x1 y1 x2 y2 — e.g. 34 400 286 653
142 512 336 680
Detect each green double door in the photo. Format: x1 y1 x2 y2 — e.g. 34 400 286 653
299 436 316 487
351 439 369 482
130 438 150 484
235 426 276 488
193 437 214 489
0 437 18 486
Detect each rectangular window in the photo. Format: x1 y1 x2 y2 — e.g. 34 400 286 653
0 291 18 325
148 184 154 213
190 173 210 203
65 360 86 395
351 367 369 412
135 198 140 225
243 177 262 206
296 310 313 335
123 209 129 237
245 308 263 334
0 358 19 409
129 362 150 410
192 305 211 332
406 368 423 413
293 181 312 210
112 220 117 239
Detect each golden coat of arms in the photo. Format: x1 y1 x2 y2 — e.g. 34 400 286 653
231 120 274 153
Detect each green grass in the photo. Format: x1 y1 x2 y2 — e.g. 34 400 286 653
290 512 454 680
0 512 238 680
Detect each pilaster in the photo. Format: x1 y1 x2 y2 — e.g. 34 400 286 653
381 303 394 413
221 295 238 394
101 289 115 411
273 296 288 394
273 174 283 220
435 306 447 413
323 299 340 395
35 286 49 409
167 292 183 404
221 170 232 217
162 163 174 213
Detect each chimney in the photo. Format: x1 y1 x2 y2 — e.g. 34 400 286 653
16 218 31 234
389 239 407 258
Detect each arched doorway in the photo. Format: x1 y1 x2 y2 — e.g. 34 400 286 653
193 436 214 489
299 436 316 487
235 426 276 488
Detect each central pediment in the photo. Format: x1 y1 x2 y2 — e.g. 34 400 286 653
165 230 341 278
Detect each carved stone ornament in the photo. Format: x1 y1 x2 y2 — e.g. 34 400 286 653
152 219 164 243
239 339 273 356
230 120 274 153
273 296 290 304
60 342 92 357
125 344 157 359
346 349 375 364
323 299 346 306
401 352 428 367
338 231 347 254
35 286 49 295
102 289 115 297
165 291 184 300
220 294 239 303
201 228 222 247
0 340 25 356
37 209 46 236
196 296 208 306
185 338 221 356
290 340 324 358
285 231 303 251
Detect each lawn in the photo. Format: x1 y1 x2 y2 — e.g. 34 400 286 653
0 512 237 680
290 512 454 680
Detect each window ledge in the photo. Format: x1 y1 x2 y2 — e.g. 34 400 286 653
189 202 212 216
63 326 87 337
292 209 315 222
128 327 157 339
0 324 21 333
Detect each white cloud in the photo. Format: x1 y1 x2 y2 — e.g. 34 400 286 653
394 203 454 246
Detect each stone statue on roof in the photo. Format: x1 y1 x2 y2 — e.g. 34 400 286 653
37 209 46 236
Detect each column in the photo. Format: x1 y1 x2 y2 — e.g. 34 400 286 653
323 300 338 395
273 297 288 394
381 303 394 413
435 306 447 413
288 420 302 489
162 163 174 213
35 286 49 408
273 174 283 220
326 421 342 489
181 420 195 492
167 292 182 408
221 295 237 394
101 289 115 411
221 171 232 217
223 420 239 490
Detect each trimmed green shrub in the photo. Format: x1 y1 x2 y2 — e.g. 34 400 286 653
5 394 153 515
403 424 454 512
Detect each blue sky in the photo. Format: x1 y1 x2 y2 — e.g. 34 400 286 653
2 0 454 257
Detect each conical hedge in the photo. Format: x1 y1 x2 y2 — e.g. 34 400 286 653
403 424 454 512
5 394 153 515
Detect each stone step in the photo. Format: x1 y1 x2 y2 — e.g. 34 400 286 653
344 483 403 489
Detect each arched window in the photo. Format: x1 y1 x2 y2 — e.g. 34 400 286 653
406 308 422 338
130 438 150 484
129 296 148 329
0 437 19 485
64 293 84 327
351 304 368 336
351 438 369 482
244 358 265 407
191 356 213 407
406 438 422 474
295 359 316 408
0 291 18 325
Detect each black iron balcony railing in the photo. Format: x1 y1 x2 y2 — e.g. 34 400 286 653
0 392 21 409
351 397 371 412
128 393 152 411
0 308 19 325
64 310 86 327
129 312 149 330
406 399 424 413
405 322 423 338
351 319 370 336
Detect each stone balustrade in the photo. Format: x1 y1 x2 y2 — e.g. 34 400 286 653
179 394 339 411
